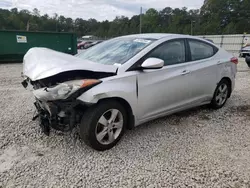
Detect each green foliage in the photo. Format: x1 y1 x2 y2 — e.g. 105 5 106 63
200 0 250 34
0 0 249 37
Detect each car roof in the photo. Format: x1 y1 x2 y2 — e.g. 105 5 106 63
119 33 187 40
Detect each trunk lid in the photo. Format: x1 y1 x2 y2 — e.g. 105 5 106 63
23 47 118 81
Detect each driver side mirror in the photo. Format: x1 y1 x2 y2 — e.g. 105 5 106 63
141 58 164 69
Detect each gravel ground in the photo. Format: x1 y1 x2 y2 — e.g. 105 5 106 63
1 59 250 188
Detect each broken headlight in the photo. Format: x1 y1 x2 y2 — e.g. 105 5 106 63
33 79 101 101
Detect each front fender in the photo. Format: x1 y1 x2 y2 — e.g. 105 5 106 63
77 74 138 120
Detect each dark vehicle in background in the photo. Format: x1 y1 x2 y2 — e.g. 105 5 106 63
245 55 250 67
77 41 92 49
239 44 250 67
83 41 94 49
78 40 104 49
77 40 83 44
240 44 250 58
85 41 103 48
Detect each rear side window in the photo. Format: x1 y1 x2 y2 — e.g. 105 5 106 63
188 40 215 61
146 40 186 66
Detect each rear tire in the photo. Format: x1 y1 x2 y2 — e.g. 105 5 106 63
210 79 230 109
80 100 127 151
246 56 250 68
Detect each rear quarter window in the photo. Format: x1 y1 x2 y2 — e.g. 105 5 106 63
188 39 218 61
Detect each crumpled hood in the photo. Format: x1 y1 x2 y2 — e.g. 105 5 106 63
23 47 118 81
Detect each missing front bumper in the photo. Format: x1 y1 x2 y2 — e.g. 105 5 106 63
33 99 81 135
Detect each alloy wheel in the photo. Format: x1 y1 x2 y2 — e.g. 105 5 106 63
215 83 228 106
95 109 124 145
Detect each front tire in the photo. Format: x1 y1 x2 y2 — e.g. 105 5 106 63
210 79 230 109
80 100 127 151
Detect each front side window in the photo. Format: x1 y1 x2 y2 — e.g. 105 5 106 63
188 40 215 61
145 40 186 66
76 38 155 65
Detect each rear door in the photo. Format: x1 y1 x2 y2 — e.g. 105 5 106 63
184 39 220 103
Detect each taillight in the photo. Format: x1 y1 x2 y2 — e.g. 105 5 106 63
231 57 238 64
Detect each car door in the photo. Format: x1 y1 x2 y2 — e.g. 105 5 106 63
137 39 194 121
184 39 220 104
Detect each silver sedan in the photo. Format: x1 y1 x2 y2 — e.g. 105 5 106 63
22 34 238 150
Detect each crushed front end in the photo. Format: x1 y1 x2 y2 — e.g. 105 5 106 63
22 75 102 135
33 98 80 135
21 47 117 136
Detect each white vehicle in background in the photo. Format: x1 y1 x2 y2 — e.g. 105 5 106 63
240 44 250 67
22 34 238 151
240 45 250 58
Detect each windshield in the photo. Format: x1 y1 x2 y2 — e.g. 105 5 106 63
76 37 155 65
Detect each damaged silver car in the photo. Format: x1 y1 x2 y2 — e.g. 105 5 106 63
22 34 237 151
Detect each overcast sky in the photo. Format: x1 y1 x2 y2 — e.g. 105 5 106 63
0 0 204 21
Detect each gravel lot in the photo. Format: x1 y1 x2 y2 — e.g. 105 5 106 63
1 59 250 188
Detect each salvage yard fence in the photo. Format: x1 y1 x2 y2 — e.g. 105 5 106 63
197 34 250 54
81 34 250 55
89 34 250 54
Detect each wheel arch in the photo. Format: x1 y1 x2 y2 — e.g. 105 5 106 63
97 97 135 130
220 77 232 98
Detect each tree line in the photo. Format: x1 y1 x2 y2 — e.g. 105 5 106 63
0 0 249 38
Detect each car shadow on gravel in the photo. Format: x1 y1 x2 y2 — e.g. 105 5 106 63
29 104 250 153
237 69 250 72
129 103 250 138
132 105 210 131
228 105 250 116
46 105 211 150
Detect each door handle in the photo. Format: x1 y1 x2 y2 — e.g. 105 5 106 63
217 61 223 65
181 70 190 75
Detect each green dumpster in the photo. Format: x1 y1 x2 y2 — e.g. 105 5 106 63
0 30 77 62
